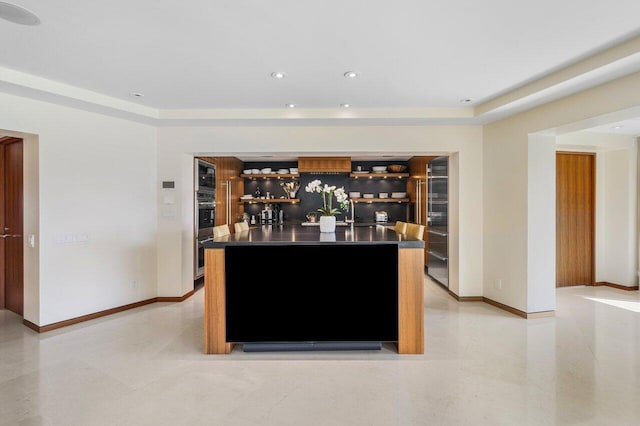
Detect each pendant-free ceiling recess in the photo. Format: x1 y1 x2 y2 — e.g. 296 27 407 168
0 1 40 25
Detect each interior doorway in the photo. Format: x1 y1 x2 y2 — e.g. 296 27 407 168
556 151 595 287
0 136 24 315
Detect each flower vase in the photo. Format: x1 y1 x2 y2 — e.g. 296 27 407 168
319 232 337 242
319 215 336 233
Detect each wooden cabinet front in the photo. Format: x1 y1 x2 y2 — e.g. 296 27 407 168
298 157 351 173
408 156 437 264
198 156 244 230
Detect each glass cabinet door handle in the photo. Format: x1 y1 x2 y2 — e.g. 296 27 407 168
428 250 447 262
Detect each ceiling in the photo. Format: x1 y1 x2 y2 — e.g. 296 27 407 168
2 1 640 125
586 117 640 136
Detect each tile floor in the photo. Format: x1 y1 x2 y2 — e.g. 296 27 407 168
1 276 639 425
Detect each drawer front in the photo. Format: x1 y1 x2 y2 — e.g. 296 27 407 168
427 251 448 287
428 232 448 257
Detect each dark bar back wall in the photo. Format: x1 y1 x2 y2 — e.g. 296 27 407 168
242 161 410 224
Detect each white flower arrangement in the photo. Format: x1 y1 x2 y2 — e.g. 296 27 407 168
304 179 349 216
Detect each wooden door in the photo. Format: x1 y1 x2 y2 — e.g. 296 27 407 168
0 139 4 309
556 152 595 287
0 137 24 315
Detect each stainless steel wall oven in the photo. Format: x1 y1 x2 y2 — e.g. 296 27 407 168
194 159 216 279
197 191 216 229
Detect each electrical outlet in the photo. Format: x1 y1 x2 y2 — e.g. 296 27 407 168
55 234 89 244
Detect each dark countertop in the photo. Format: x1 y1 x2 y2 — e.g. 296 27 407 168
203 224 424 248
299 221 386 227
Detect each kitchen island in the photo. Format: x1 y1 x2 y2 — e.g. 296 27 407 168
202 224 425 354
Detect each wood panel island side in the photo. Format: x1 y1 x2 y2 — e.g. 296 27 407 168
203 224 425 354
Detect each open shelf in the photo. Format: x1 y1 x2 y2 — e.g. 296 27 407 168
352 198 410 203
240 198 300 204
349 173 409 179
241 173 300 179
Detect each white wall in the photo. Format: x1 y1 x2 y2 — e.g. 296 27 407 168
602 148 638 286
448 152 460 296
2 69 639 325
0 92 158 326
484 70 640 313
483 122 529 311
527 134 556 312
156 125 484 298
1 91 484 323
557 132 638 287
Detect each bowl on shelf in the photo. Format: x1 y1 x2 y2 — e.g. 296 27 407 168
349 191 361 198
379 192 388 199
371 166 387 172
363 193 374 199
243 169 252 174
388 164 407 173
251 169 260 174
391 192 407 199
277 168 289 174
260 168 272 174
289 167 298 174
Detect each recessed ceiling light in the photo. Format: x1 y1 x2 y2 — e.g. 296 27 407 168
271 72 287 79
340 103 351 108
129 92 144 98
613 125 623 130
459 98 472 104
344 71 359 78
286 103 296 108
0 1 40 25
